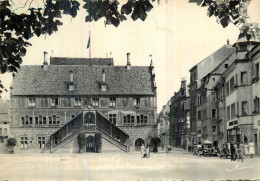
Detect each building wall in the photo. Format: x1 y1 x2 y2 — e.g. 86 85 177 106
10 95 157 152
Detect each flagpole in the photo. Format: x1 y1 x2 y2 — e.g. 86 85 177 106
89 31 91 59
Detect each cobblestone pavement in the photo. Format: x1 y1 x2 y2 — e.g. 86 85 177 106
0 147 259 181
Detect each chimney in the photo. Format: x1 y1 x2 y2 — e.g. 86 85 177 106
126 53 131 70
227 39 230 45
70 71 74 82
101 69 106 91
102 69 105 82
43 51 48 70
150 59 154 75
69 71 74 91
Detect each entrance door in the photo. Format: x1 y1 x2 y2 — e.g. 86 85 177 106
86 136 95 152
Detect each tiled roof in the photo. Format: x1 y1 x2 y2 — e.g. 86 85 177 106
50 57 114 66
12 65 155 96
196 45 236 67
0 100 8 114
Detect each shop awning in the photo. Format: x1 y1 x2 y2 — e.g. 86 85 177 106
238 125 253 142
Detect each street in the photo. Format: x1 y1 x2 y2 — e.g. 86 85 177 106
0 148 259 181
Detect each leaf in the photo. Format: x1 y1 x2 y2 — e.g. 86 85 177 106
8 66 18 73
220 15 229 28
55 20 63 26
196 0 203 6
0 64 7 74
121 4 132 15
131 5 140 21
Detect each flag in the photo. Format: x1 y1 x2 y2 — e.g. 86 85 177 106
87 35 90 49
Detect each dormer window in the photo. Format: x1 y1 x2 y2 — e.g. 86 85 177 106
51 98 58 107
74 98 81 107
110 98 116 107
92 98 99 107
28 98 36 107
134 98 140 107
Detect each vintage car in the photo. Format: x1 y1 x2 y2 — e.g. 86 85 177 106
219 143 231 159
193 144 203 156
202 143 219 156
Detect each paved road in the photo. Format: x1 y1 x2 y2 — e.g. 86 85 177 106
0 148 259 181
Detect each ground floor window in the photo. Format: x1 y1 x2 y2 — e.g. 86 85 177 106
38 137 45 149
20 136 28 149
109 114 117 125
123 115 134 126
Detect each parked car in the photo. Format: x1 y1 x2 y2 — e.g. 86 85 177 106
219 142 231 159
193 144 203 156
202 143 219 156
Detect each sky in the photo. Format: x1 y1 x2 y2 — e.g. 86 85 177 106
1 0 260 112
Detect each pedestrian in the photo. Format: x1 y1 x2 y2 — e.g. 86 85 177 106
244 142 249 156
230 142 235 161
188 145 191 152
145 145 150 158
237 148 243 162
240 142 245 156
248 140 255 158
140 143 145 158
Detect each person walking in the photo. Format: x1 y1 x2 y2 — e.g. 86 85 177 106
145 145 150 158
248 140 255 158
244 142 249 156
231 143 235 160
140 143 145 158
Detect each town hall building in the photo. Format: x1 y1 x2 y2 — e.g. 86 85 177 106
9 53 157 153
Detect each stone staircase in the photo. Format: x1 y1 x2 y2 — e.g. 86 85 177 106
49 110 129 153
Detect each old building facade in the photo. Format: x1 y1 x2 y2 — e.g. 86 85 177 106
170 79 190 148
9 53 157 153
158 100 171 147
0 99 10 152
213 38 260 154
189 43 235 146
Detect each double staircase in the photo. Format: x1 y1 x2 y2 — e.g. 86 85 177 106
49 110 129 153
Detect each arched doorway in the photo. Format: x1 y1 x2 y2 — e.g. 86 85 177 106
84 112 95 125
135 138 145 151
86 135 95 152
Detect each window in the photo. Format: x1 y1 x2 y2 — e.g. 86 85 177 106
110 98 116 107
227 106 231 120
230 77 235 92
202 110 206 120
226 81 230 95
212 78 215 82
20 136 28 149
35 117 38 126
256 63 259 78
4 128 7 135
109 114 117 125
198 110 201 120
0 128 2 135
197 95 201 105
225 64 228 68
137 115 148 125
212 126 217 135
242 101 248 115
28 98 36 107
231 103 236 118
71 115 75 126
241 72 247 84
21 116 32 127
211 92 216 102
123 115 134 125
48 116 60 126
51 98 58 107
92 98 99 107
38 137 45 149
74 98 81 107
133 98 140 107
254 97 260 113
211 109 217 119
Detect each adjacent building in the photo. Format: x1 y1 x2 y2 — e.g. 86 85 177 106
0 99 10 152
170 79 190 148
158 100 171 147
189 42 235 145
9 53 157 153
